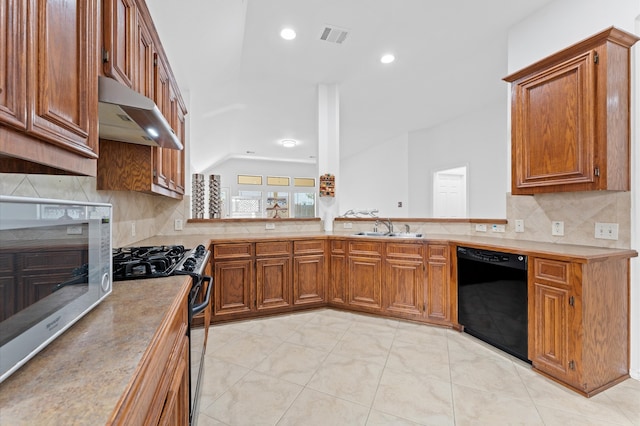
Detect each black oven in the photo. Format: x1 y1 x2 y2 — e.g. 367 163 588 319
111 244 212 425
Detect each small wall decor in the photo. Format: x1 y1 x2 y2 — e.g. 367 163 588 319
319 173 335 197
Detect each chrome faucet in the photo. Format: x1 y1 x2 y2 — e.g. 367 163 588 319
376 218 393 234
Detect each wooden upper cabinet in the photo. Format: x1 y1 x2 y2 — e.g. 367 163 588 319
102 0 136 87
97 0 186 199
0 0 99 176
504 27 639 195
0 0 27 129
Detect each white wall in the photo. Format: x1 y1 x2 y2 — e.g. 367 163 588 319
340 133 409 217
506 0 640 379
407 100 508 218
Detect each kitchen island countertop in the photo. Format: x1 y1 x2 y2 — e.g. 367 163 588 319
0 275 191 425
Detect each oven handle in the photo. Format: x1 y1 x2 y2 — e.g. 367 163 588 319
191 275 213 317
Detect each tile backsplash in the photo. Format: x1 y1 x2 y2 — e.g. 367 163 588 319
0 174 632 249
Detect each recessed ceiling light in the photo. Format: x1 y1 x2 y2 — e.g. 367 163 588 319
280 28 296 40
280 139 297 148
380 53 395 64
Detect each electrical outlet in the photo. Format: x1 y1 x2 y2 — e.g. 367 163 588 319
131 222 136 237
265 223 275 230
514 219 525 233
491 224 506 233
343 222 353 229
595 222 619 240
174 219 183 231
552 221 564 236
475 224 487 232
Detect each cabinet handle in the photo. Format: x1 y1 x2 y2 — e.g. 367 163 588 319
569 360 576 370
593 52 599 64
569 296 575 306
594 167 600 177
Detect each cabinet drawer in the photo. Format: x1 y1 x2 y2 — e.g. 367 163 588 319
256 241 291 257
213 243 253 259
294 240 325 255
534 258 570 285
386 242 423 259
331 240 346 254
349 241 382 256
427 244 448 261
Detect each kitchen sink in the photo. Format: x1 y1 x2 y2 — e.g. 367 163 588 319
353 232 423 238
386 232 423 238
353 231 388 237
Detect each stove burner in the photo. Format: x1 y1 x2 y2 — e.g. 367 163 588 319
112 245 186 280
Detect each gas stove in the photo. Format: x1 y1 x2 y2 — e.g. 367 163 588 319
112 244 209 281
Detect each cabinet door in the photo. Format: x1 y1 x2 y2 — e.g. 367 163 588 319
158 336 189 426
348 256 382 311
256 257 291 311
385 258 423 317
0 0 27 129
29 0 98 158
512 52 596 193
134 8 154 97
152 53 173 192
531 282 575 382
425 244 450 323
329 253 347 305
293 255 325 306
214 260 253 318
102 0 136 87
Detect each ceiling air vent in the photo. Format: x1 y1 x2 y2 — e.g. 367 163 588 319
319 25 349 44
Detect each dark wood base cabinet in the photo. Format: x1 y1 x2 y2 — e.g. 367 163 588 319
529 256 630 397
212 239 327 322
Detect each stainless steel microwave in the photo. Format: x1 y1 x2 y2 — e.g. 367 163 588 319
0 196 112 382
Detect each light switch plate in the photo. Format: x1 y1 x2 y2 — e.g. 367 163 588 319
265 223 276 230
174 219 183 231
475 224 487 232
343 222 353 229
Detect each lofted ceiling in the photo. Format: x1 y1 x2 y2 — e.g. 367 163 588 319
146 0 553 173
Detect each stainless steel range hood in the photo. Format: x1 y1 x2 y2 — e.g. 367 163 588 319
98 76 183 150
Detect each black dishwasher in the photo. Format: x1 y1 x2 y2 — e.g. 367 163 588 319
457 246 530 363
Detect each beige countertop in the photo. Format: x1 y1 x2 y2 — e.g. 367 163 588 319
135 232 637 262
0 275 191 425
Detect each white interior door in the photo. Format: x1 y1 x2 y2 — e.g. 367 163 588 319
433 167 467 217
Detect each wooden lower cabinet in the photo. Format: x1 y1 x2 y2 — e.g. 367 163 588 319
348 241 383 312
213 240 329 321
384 242 424 319
256 257 291 311
529 256 630 396
328 240 347 306
293 240 326 307
214 259 253 318
425 243 451 324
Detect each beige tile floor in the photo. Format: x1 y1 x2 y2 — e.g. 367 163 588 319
196 309 640 426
